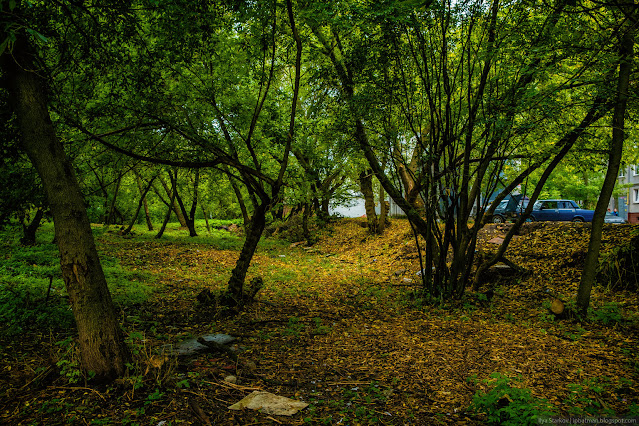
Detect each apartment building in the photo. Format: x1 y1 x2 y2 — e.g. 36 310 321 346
615 165 639 223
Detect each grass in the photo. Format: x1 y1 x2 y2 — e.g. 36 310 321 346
0 218 297 338
0 223 160 336
107 219 290 252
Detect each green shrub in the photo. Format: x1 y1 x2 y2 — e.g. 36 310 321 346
589 302 624 325
468 373 556 425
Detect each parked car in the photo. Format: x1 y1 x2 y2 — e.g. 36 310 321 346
604 212 626 224
490 197 529 223
527 199 594 222
491 200 510 223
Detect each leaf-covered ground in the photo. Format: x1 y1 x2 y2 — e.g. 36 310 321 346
1 219 638 425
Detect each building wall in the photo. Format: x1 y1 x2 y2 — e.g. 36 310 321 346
616 165 639 224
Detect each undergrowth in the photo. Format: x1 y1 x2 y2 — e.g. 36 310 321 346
468 373 556 425
0 224 157 336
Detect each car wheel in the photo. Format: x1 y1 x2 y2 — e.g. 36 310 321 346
572 217 584 222
526 216 535 222
492 215 505 223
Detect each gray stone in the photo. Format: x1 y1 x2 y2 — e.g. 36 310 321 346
162 334 236 356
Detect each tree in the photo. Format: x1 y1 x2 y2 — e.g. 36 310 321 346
359 169 380 233
303 0 617 299
0 29 129 381
122 170 157 235
56 0 304 306
577 5 636 315
133 167 155 231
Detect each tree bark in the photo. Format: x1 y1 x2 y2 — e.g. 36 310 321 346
170 170 197 237
394 144 424 211
20 208 44 246
106 174 122 225
2 38 129 381
134 170 154 231
200 203 211 233
188 169 200 236
158 173 187 227
155 175 178 239
225 202 267 305
359 170 380 233
122 175 156 235
577 17 634 315
320 197 330 221
229 175 250 228
378 180 389 232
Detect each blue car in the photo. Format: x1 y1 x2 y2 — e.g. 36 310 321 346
528 199 594 222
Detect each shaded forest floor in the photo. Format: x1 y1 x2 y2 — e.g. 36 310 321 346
1 218 639 425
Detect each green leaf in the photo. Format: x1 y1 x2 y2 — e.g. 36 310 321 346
26 28 48 44
0 37 9 56
9 0 17 11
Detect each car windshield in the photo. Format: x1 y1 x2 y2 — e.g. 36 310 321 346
495 200 508 211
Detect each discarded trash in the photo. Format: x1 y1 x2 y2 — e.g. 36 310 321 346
161 334 236 356
416 267 436 276
228 391 309 416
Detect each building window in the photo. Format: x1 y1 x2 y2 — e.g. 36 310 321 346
634 165 639 176
619 168 626 178
634 188 639 204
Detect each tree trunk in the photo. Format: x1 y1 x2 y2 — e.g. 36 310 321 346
577 19 634 315
187 169 200 236
359 170 380 233
225 202 267 306
134 170 154 231
229 175 250 228
394 143 425 211
200 203 211 233
2 38 129 381
170 170 197 237
155 176 178 239
378 180 389 232
122 175 156 235
320 197 330 222
158 173 187 227
106 175 122 225
272 204 285 220
88 166 111 224
21 208 44 246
